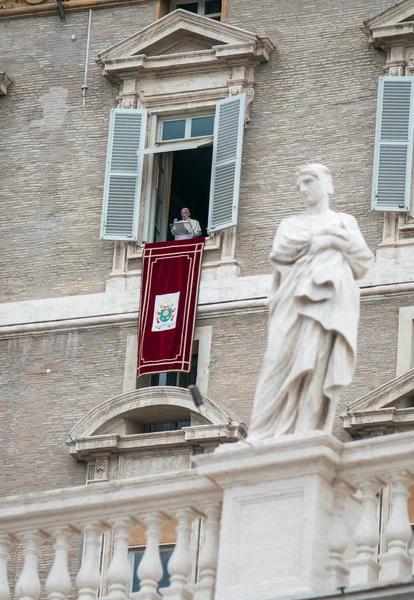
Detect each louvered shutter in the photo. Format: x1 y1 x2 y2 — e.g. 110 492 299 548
208 94 246 232
100 108 148 240
372 76 414 212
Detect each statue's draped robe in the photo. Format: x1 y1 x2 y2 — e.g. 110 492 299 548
249 211 374 438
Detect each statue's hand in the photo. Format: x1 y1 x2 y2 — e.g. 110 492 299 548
313 226 348 240
309 234 350 255
308 236 332 255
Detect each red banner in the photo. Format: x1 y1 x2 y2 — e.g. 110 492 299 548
137 238 205 377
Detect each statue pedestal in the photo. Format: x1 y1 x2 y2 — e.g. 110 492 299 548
193 433 342 600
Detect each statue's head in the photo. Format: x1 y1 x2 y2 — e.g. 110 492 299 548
296 163 334 206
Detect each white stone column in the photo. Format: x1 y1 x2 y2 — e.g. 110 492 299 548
106 517 135 600
15 531 45 600
348 479 381 586
160 508 198 600
326 481 350 589
76 522 103 600
193 433 341 600
193 505 221 600
0 535 13 600
133 511 166 600
46 527 73 600
380 472 413 581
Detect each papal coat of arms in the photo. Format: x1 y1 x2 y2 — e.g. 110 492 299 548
151 292 180 332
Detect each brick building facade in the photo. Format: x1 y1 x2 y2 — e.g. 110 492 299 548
1 0 414 508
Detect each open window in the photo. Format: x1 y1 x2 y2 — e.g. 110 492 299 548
100 94 246 242
170 0 222 20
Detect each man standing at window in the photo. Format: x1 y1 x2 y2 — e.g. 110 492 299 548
171 208 202 240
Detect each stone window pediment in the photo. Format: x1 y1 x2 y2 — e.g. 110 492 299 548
97 9 274 84
363 0 414 50
341 367 414 437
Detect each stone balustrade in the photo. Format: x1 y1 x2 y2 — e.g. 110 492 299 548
328 432 414 592
1 432 414 600
0 470 222 600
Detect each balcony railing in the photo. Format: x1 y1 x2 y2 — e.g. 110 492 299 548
1 432 414 600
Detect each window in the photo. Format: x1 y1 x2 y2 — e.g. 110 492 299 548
161 115 215 141
372 76 414 212
130 545 174 592
137 341 198 389
144 421 190 432
100 94 246 242
170 0 222 20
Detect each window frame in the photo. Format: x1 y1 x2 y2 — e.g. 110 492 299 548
170 0 222 19
157 114 215 142
129 544 175 593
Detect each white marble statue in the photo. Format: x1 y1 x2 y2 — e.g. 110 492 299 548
249 164 374 439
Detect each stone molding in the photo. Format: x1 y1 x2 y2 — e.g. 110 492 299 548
363 0 414 50
346 367 414 414
96 9 274 82
67 386 242 440
341 367 414 437
3 277 414 338
67 386 246 465
0 72 13 96
69 423 246 461
96 9 274 119
342 408 414 438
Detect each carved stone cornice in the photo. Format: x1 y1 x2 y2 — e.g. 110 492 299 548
341 367 414 438
363 0 414 50
97 9 274 85
0 72 14 96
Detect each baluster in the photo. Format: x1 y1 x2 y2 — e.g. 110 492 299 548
326 481 350 589
46 527 73 600
76 522 103 600
15 531 45 600
380 472 413 581
106 517 135 600
160 508 198 600
193 505 221 600
134 511 166 600
0 534 13 600
348 479 381 586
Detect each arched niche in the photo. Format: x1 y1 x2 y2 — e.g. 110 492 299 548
67 386 245 483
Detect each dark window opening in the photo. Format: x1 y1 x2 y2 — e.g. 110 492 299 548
176 1 198 12
131 546 174 592
137 343 198 389
170 0 222 19
154 146 212 242
144 421 191 433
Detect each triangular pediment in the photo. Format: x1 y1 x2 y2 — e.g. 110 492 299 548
97 9 269 63
346 367 414 413
363 0 414 48
341 368 414 437
365 0 414 28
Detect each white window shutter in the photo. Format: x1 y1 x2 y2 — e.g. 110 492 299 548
372 76 414 212
208 93 246 232
100 108 148 240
